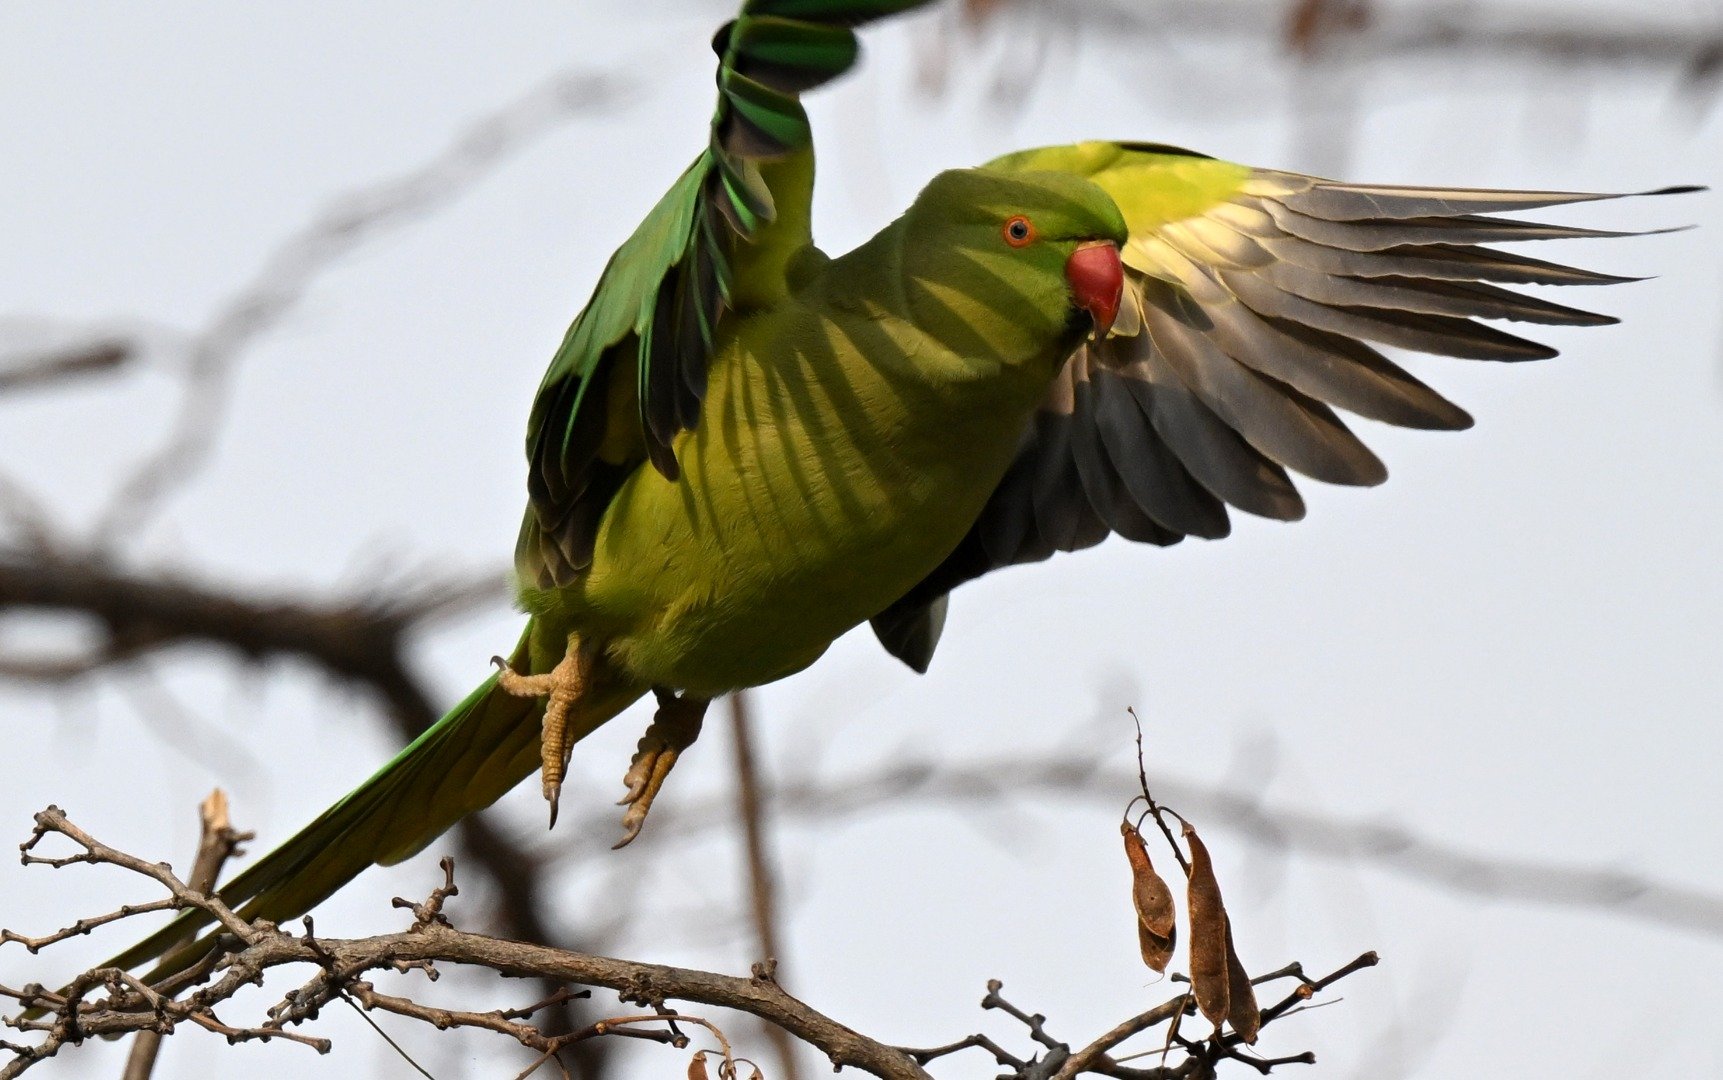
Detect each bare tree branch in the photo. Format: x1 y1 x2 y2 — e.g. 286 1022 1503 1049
0 810 1371 1080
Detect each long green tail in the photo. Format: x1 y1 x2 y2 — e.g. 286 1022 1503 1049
103 621 639 980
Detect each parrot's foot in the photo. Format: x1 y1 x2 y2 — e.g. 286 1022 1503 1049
614 690 708 849
492 642 589 827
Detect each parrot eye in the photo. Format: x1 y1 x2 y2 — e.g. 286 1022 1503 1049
1003 215 1036 247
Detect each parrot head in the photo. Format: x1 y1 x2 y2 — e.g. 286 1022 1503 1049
900 167 1129 364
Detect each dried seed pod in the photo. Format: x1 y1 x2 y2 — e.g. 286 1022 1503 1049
1224 923 1260 1044
1182 822 1231 1030
1183 822 1259 1042
689 1051 711 1080
1122 820 1177 972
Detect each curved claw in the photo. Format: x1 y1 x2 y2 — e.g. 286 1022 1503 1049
610 694 707 848
613 805 648 849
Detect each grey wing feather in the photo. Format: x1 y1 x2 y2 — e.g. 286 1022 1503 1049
870 594 948 674
870 165 1691 670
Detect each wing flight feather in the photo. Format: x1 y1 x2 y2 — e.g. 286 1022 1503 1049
870 143 1693 670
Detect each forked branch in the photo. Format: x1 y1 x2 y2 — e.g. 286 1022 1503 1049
1 807 1373 1080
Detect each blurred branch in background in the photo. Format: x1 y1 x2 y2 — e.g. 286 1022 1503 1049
94 62 621 543
933 0 1722 169
0 341 132 397
594 752 1723 944
11 534 1715 948
0 546 503 704
727 692 800 1080
954 0 1722 85
0 64 622 552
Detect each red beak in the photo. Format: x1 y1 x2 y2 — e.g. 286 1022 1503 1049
1066 241 1123 336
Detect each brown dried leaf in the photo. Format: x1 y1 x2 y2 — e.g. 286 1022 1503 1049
1182 823 1231 1029
689 1052 710 1080
1122 821 1176 972
1224 923 1260 1044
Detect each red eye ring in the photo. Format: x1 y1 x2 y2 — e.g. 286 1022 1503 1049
1003 215 1036 248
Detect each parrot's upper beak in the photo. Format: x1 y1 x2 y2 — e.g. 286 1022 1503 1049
1066 240 1124 337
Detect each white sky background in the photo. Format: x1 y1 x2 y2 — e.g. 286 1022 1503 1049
2 1 1721 1077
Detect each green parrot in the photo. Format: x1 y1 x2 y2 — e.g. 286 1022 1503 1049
103 0 1688 979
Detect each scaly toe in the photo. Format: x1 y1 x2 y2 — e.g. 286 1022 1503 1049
496 667 555 698
617 750 658 806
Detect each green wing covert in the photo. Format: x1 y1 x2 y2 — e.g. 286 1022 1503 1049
519 0 934 590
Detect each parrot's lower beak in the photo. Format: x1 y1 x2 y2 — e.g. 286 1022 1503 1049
1066 240 1124 337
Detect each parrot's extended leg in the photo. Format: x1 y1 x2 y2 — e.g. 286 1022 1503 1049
614 689 709 848
493 640 591 826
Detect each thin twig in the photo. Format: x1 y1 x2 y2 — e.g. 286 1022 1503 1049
120 790 252 1080
1128 709 1191 877
1052 997 1193 1080
894 1031 1027 1069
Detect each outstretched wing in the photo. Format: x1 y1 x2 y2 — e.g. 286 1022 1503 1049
519 0 933 590
872 140 1691 671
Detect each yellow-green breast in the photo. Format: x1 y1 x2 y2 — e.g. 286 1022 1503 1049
565 295 1059 697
